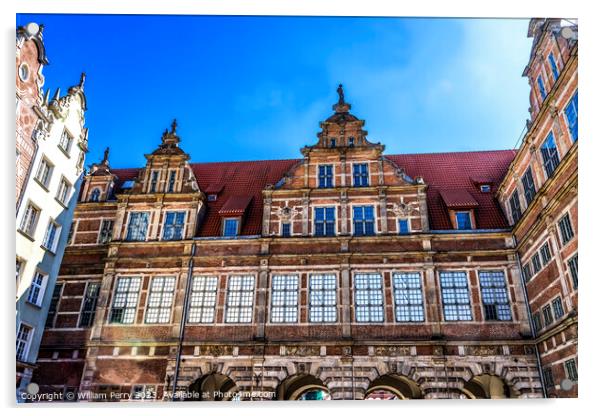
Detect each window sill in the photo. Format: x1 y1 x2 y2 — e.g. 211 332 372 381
34 178 50 192
25 300 43 309
40 245 56 256
57 144 72 158
17 229 35 242
54 197 68 209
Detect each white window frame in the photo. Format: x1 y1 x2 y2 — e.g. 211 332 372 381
478 270 512 321
225 275 255 323
308 274 337 323
16 322 34 362
27 271 48 307
222 217 240 237
35 156 54 189
353 273 384 323
270 274 299 323
59 128 74 154
392 272 425 322
144 276 176 324
439 271 473 321
19 201 41 237
125 211 150 241
109 276 142 324
56 176 72 205
188 276 219 324
42 219 61 253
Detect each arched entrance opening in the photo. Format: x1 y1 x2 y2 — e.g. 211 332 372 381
188 373 239 401
460 375 518 399
276 374 331 400
364 374 423 400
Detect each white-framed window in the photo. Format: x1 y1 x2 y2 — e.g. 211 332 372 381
79 282 101 327
35 157 53 188
542 304 553 326
397 218 410 235
455 211 473 230
352 163 369 187
281 222 291 237
89 188 101 202
98 219 114 244
564 90 578 141
109 277 141 324
270 275 299 323
223 218 240 237
19 202 40 237
318 165 334 188
167 170 177 193
188 276 218 324
16 323 33 361
440 271 472 321
392 272 424 322
309 274 337 323
45 283 64 328
354 273 384 323
478 270 512 321
353 206 375 236
145 276 176 324
59 128 74 153
42 219 61 252
163 211 186 240
565 359 578 382
540 241 552 265
126 212 149 241
314 207 336 236
558 213 575 245
27 271 48 306
552 296 564 319
56 176 72 205
225 275 255 323
149 170 159 193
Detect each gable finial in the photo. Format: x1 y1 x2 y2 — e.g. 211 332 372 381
337 84 345 105
171 119 178 134
79 72 86 89
102 147 110 164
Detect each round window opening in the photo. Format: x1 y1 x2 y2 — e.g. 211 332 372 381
19 64 30 81
298 389 331 400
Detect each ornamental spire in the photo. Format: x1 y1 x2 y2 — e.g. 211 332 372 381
332 83 351 114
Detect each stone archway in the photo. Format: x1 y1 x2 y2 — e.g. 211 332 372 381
276 374 331 400
364 374 423 400
460 375 518 399
188 373 239 401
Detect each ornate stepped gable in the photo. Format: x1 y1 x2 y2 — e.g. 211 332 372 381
103 85 515 236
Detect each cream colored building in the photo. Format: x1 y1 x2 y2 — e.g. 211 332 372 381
16 69 87 394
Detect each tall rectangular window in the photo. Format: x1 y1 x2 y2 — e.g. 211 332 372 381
45 283 63 328
163 211 185 240
188 276 218 324
479 271 512 321
314 207 336 236
35 157 53 188
16 323 33 361
455 212 472 230
109 277 141 324
521 167 536 206
318 165 333 188
353 206 375 236
67 221 76 245
565 359 578 381
564 91 578 141
568 254 578 288
126 212 149 241
352 163 369 187
537 75 547 101
548 53 559 81
59 129 73 153
540 242 552 265
167 170 177 193
354 273 384 322
79 282 101 327
20 202 40 237
281 223 291 237
42 220 61 252
145 276 175 324
223 218 239 237
393 272 424 322
558 213 575 245
270 275 299 323
98 219 114 244
542 304 553 326
27 272 48 306
509 190 522 224
398 219 409 235
56 177 71 205
309 274 337 323
149 171 159 193
540 132 561 178
552 296 564 319
522 263 532 282
225 275 254 323
533 312 542 333
440 271 472 321
543 367 554 388
532 252 542 274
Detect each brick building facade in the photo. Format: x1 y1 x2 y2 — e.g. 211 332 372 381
32 18 577 401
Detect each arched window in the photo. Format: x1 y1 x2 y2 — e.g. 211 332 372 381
89 188 101 202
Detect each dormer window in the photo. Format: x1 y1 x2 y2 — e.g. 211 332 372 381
207 194 217 202
149 171 159 193
163 212 186 240
223 218 240 237
352 163 369 187
167 170 177 193
455 212 472 230
348 137 355 147
318 165 333 188
121 180 135 190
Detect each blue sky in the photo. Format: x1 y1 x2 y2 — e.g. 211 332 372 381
17 14 532 169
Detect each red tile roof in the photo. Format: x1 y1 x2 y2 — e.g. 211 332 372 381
110 149 515 235
219 195 253 216
439 189 479 209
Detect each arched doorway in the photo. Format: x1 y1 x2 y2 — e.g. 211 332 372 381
276 374 331 400
364 374 423 400
460 375 518 399
188 373 239 401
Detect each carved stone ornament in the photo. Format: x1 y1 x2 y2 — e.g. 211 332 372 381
282 345 321 356
373 346 411 356
198 345 234 357
464 345 503 356
389 199 419 218
275 206 301 221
